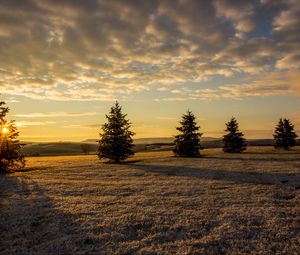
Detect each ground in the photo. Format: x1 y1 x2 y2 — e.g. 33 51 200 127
0 147 299 255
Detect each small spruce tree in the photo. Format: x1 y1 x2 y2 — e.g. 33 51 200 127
173 110 202 157
273 118 298 150
223 117 247 153
0 101 25 172
97 102 135 163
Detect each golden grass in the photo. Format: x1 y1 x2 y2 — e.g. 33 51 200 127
1 147 300 254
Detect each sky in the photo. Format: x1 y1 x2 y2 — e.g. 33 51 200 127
0 0 300 142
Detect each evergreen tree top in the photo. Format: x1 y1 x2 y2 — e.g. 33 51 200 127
274 118 298 142
283 119 297 136
106 101 123 118
0 101 9 122
225 117 240 133
177 110 201 134
274 118 297 133
102 101 132 130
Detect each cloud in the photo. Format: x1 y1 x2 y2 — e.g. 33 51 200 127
287 112 300 129
220 83 287 98
155 116 177 120
0 0 299 101
154 97 187 102
15 121 56 127
213 0 255 37
62 123 101 129
14 112 97 118
276 53 300 69
4 97 20 103
286 70 300 95
219 72 289 98
154 71 293 101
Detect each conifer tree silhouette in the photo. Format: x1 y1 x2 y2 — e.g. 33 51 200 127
223 117 247 153
273 118 298 150
97 102 135 163
173 110 202 157
0 101 25 172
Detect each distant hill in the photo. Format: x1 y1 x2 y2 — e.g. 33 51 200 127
82 139 99 143
22 142 98 156
82 136 220 144
21 138 300 156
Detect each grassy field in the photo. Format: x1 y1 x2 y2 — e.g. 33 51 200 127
1 147 300 254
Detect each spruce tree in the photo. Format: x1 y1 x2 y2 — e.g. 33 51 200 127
173 110 202 157
223 117 247 153
273 118 298 150
0 101 25 172
97 102 135 163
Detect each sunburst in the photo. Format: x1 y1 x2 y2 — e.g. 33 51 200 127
2 127 8 134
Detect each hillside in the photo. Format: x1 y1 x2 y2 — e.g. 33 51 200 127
21 138 300 156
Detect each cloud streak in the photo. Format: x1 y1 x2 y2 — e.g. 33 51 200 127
15 121 56 127
15 112 97 118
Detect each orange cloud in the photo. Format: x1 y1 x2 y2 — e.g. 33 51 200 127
287 71 300 95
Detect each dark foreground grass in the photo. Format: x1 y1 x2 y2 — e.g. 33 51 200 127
0 147 299 254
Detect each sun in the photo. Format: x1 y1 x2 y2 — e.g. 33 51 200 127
2 127 8 134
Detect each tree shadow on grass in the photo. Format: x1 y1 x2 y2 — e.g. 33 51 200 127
1 173 190 255
15 166 54 173
0 175 110 254
202 154 300 162
103 159 144 164
130 163 300 187
244 150 300 155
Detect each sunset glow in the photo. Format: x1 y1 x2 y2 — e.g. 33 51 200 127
0 0 299 141
2 127 8 134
